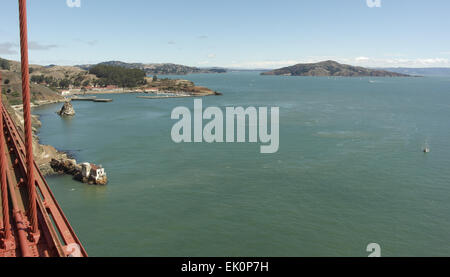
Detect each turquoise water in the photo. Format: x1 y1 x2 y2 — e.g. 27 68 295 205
34 72 450 257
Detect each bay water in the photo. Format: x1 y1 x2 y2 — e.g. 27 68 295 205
34 72 450 257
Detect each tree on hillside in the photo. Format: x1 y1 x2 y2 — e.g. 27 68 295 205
89 65 146 88
0 58 10 70
74 73 84 84
73 80 82 88
44 76 54 85
59 79 71 89
92 79 99 87
31 75 45 84
82 80 90 87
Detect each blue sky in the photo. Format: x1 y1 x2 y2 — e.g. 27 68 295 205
1 0 450 68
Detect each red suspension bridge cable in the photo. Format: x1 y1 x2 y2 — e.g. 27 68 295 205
18 0 38 235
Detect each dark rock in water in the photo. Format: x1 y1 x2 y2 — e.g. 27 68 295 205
58 101 76 117
80 175 108 185
50 158 79 175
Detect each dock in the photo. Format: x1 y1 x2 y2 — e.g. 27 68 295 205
137 95 192 100
71 96 113 102
93 99 113 102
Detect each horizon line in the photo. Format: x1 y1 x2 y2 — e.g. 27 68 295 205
2 57 450 70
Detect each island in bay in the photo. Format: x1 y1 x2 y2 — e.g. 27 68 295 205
261 60 412 77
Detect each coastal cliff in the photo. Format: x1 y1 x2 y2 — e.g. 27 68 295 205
4 102 107 183
4 102 70 176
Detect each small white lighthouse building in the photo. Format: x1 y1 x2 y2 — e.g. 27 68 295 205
81 163 106 181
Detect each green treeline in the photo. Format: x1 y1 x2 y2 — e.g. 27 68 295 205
89 65 146 88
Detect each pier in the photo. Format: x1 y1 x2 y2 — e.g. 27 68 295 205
137 95 192 100
71 97 113 103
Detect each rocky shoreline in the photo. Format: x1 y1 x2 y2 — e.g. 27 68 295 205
26 101 108 185
2 58 220 181
15 89 218 178
8 99 68 176
9 100 85 177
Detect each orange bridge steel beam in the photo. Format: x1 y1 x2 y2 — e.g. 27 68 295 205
1 73 13 247
1 102 88 257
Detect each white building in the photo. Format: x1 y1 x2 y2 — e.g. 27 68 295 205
90 165 106 181
81 163 91 178
81 163 106 181
146 88 159 93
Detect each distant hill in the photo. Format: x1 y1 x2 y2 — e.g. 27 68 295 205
261 60 411 77
77 61 227 75
378 67 450 77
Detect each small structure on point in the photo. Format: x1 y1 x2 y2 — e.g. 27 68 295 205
50 159 108 185
81 163 108 185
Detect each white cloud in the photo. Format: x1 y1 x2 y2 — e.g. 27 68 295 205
0 41 59 55
30 58 100 66
355 56 370 62
352 57 450 67
226 60 302 69
66 0 81 8
28 41 59 51
0 42 16 55
74 39 98 46
207 54 216 59
366 0 381 8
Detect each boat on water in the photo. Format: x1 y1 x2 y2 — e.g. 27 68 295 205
423 140 431 153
